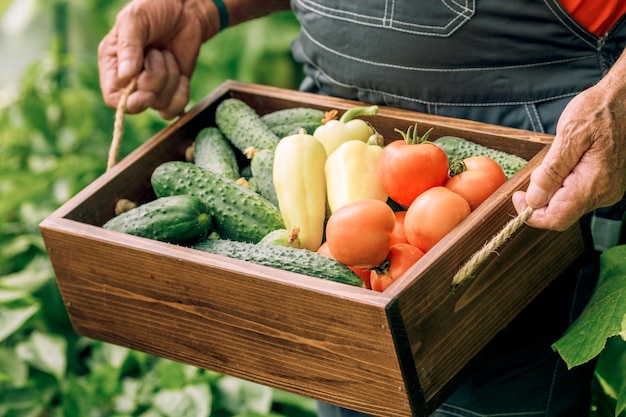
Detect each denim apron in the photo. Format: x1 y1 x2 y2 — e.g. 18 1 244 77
290 0 626 416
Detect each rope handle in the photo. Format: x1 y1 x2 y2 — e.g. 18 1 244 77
451 206 534 288
107 79 138 170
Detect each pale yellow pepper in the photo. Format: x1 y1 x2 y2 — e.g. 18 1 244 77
314 105 380 156
272 129 327 251
325 138 388 213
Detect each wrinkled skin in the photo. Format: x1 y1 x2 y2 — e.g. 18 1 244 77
98 0 214 119
513 64 626 231
98 0 289 119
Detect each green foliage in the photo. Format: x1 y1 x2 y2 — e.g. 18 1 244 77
554 245 626 417
0 1 313 416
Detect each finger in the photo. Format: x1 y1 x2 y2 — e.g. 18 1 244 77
158 75 190 120
115 8 149 80
525 130 586 209
152 50 180 110
98 31 127 109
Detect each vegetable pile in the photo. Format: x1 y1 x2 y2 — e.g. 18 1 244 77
103 99 528 291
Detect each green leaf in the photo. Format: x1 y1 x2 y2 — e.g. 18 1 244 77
152 383 212 417
215 376 273 415
16 330 67 382
553 245 626 368
0 301 40 342
0 346 28 385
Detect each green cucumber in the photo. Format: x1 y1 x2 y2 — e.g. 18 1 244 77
260 107 325 128
433 136 528 179
215 98 281 154
102 195 211 244
192 238 364 287
250 148 279 207
151 161 284 243
193 127 240 181
267 121 323 138
261 107 325 137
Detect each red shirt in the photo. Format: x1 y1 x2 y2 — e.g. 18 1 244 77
560 0 626 35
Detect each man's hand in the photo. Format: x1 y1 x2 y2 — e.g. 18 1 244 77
97 0 218 119
513 77 626 231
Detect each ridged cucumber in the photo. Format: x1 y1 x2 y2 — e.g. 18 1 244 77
261 107 325 128
102 195 211 244
215 98 281 154
151 161 284 243
267 122 323 138
433 136 528 179
193 127 240 181
249 149 279 207
261 107 325 138
192 238 364 287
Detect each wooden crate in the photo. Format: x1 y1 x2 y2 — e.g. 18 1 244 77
39 81 586 417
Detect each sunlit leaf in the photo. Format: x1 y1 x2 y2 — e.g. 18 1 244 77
16 330 67 381
0 301 39 342
553 245 626 367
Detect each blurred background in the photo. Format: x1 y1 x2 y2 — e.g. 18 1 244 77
0 1 622 416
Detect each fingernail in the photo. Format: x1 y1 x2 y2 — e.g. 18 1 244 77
526 183 550 208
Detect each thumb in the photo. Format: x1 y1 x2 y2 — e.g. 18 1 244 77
525 137 578 209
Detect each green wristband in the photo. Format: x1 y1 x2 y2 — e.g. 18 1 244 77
213 0 229 32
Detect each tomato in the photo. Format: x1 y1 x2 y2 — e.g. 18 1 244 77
377 129 449 207
325 199 395 268
445 156 506 211
404 186 471 252
370 243 425 292
389 211 409 245
318 241 371 288
317 241 334 258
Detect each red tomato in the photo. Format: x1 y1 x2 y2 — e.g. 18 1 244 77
389 211 409 245
325 199 395 268
404 186 471 252
318 242 372 288
445 156 506 211
370 243 425 292
377 138 448 207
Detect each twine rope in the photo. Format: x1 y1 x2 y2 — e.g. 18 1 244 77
107 78 138 170
452 206 535 288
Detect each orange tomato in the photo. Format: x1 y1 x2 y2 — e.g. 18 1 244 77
404 186 471 252
325 199 395 268
389 211 409 245
445 156 506 211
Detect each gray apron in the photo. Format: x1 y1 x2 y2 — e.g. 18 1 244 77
290 1 625 415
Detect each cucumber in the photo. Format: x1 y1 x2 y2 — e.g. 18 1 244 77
250 149 279 207
151 161 284 243
192 238 364 287
261 107 325 137
102 195 211 244
433 136 528 179
215 98 281 154
267 121 323 138
260 107 325 128
193 127 240 181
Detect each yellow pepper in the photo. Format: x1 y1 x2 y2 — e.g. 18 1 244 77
272 129 327 251
314 105 380 156
325 138 388 213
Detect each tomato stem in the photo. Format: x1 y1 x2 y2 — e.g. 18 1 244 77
448 157 467 177
395 123 434 145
